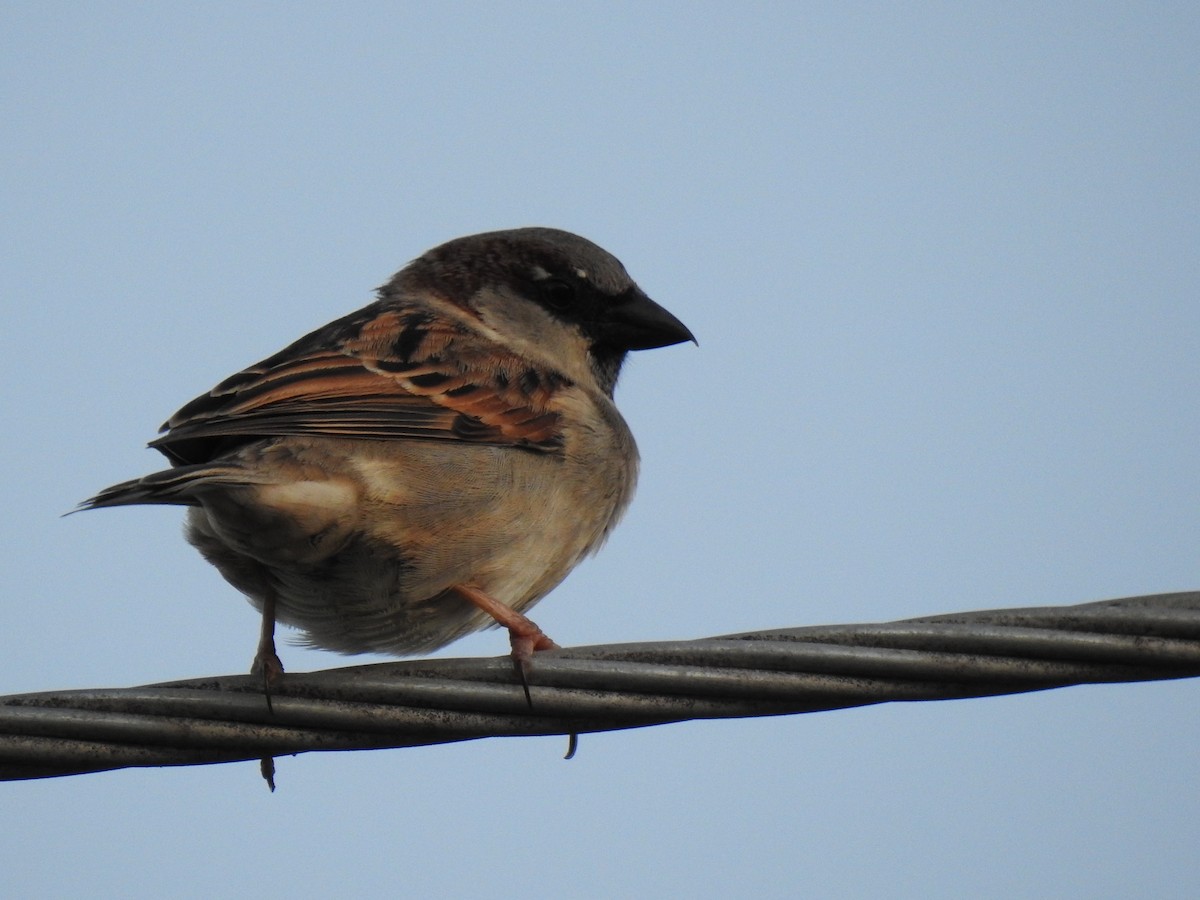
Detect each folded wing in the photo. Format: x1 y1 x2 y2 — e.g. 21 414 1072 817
152 300 569 466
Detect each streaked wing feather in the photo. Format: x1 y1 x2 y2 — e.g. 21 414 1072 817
152 301 569 465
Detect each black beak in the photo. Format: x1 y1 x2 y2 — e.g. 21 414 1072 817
600 287 696 351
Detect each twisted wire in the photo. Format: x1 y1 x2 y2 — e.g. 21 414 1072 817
2 591 1198 781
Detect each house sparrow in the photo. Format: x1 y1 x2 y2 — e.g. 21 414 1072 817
81 228 694 701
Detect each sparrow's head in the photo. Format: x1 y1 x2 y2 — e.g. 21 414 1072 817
384 227 695 395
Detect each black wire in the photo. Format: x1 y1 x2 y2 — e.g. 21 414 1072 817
2 592 1197 782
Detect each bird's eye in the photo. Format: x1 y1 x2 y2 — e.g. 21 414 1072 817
539 278 576 311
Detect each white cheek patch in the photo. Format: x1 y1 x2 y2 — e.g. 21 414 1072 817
574 268 589 280
475 293 597 387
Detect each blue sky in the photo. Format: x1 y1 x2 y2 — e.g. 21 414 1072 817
3 3 1198 897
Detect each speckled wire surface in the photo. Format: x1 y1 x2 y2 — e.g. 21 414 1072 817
2 592 1198 781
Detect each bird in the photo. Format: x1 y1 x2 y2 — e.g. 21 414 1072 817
80 227 694 703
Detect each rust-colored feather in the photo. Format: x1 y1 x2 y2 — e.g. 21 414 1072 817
151 298 570 465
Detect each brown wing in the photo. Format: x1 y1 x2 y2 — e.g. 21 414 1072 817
151 299 569 465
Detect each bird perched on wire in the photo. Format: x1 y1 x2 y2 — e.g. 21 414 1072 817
80 227 694 703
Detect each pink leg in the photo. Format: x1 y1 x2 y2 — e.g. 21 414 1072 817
250 589 284 712
451 585 558 705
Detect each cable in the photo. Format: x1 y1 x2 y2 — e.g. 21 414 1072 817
2 591 1197 782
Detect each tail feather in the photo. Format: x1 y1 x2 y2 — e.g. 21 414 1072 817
75 462 262 512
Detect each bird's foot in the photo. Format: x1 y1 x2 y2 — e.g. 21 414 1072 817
508 622 560 707
250 644 284 714
451 584 559 706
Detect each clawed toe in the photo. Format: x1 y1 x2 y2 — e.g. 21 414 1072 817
451 584 559 706
509 628 559 706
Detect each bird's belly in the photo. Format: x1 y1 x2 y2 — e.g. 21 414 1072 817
186 438 631 656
